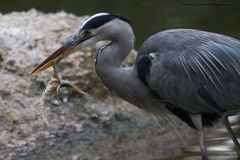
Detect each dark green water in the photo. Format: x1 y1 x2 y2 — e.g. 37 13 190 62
1 0 240 47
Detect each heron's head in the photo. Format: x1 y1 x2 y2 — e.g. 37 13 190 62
32 13 131 75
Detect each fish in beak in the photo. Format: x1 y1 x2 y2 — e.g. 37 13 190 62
31 34 93 76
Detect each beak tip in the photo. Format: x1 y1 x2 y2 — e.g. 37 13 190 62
31 72 36 76
31 61 54 76
31 70 39 76
31 35 79 76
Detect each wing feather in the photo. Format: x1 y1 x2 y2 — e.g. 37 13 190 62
137 29 240 114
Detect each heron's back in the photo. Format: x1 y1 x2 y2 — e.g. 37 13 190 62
136 29 240 115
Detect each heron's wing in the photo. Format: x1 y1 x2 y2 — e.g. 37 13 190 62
136 29 240 114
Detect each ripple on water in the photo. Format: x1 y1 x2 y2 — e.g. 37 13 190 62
158 115 240 160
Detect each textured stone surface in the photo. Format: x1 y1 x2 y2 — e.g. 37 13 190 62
0 9 194 160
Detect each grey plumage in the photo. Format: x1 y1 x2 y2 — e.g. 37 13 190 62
32 13 240 160
139 29 240 114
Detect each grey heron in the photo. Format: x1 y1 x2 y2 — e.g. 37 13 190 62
32 13 240 160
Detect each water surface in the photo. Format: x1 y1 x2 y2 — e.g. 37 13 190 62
0 0 240 47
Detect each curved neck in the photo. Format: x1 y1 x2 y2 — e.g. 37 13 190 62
95 29 136 99
96 30 135 67
95 31 165 113
95 23 135 91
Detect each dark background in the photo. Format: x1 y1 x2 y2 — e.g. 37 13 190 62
0 0 240 47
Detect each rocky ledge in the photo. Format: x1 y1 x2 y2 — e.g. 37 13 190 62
0 9 194 160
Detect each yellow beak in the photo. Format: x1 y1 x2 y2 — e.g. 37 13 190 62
31 35 92 76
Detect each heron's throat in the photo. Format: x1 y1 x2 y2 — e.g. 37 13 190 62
96 32 134 67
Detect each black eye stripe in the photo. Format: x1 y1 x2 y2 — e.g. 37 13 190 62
82 14 131 30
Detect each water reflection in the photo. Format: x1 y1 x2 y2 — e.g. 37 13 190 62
159 116 240 160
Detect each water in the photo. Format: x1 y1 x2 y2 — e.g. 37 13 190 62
0 0 240 47
159 116 240 160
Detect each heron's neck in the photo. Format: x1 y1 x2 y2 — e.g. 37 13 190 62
95 33 157 108
95 26 135 87
95 34 165 112
95 31 136 98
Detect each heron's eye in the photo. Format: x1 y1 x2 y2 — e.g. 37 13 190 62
83 30 91 36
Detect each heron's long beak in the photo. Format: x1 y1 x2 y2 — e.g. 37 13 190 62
31 34 92 76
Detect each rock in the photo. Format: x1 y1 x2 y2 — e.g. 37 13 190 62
0 9 194 160
18 124 32 136
7 111 18 123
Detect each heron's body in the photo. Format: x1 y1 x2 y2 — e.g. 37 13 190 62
32 13 240 160
139 29 240 113
96 28 240 129
138 29 240 125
